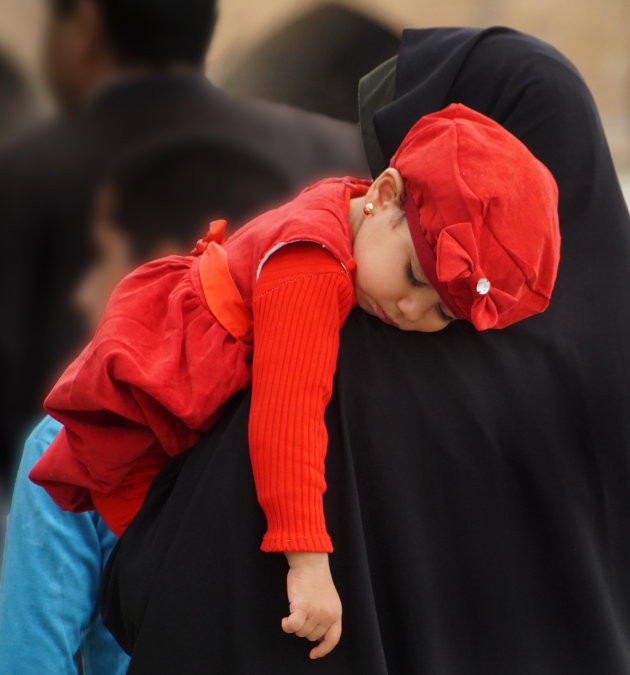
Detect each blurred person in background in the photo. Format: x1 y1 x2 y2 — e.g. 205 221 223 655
223 4 400 122
0 134 291 674
0 0 367 495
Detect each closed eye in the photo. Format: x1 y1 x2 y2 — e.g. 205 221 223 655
407 263 426 288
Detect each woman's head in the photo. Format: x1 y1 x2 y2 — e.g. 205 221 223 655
353 103 560 333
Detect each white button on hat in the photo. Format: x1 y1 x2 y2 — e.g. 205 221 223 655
476 278 491 295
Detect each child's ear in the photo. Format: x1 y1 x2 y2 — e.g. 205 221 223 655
371 168 405 208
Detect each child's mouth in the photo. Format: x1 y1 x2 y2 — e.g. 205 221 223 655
375 304 398 328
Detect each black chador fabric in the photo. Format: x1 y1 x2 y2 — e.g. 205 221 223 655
102 28 630 674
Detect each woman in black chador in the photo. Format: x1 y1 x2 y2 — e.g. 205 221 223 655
102 27 630 674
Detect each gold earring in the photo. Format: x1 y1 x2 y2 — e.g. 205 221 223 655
363 202 374 216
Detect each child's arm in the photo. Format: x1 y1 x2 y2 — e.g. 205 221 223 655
250 242 355 656
250 242 354 551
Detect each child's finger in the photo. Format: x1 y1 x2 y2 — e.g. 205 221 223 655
305 623 326 643
281 608 307 634
294 616 319 639
309 620 342 659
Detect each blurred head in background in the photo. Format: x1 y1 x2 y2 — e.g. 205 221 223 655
223 4 400 122
42 0 218 109
75 135 290 331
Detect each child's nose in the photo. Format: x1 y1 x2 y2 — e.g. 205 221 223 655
397 293 427 322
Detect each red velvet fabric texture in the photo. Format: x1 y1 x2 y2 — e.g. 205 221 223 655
35 253 252 524
391 103 561 330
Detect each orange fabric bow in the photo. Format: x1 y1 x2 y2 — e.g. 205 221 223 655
191 219 228 256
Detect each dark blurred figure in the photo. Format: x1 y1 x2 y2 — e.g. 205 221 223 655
0 0 367 487
223 4 401 122
0 133 293 675
0 48 38 139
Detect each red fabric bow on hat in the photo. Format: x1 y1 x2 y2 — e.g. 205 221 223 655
191 219 228 256
435 222 519 331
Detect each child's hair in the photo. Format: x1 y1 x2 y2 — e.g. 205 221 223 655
100 134 291 259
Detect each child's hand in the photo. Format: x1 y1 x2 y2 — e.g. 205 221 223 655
282 551 342 659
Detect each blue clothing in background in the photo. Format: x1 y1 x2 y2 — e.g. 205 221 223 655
0 416 129 675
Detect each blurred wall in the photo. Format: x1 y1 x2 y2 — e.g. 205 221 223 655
1 0 629 169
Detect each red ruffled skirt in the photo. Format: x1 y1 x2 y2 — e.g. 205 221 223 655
31 252 253 533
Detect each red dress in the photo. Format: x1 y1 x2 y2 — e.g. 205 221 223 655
30 178 369 550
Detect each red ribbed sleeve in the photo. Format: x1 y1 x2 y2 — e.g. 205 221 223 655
250 243 355 552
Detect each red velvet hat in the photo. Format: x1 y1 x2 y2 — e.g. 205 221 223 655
390 103 560 330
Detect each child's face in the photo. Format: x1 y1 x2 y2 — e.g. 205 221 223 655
74 186 134 333
352 172 455 333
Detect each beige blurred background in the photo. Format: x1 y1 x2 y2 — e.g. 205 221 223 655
2 0 629 193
